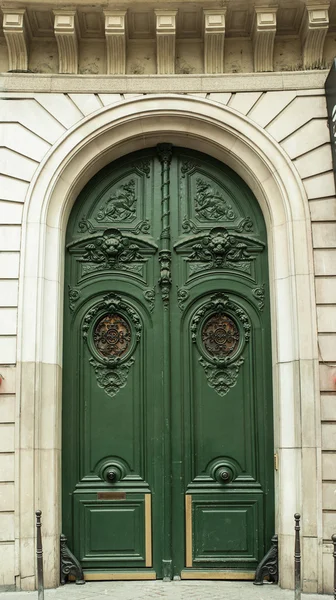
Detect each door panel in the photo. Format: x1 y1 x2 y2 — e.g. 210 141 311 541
190 494 263 565
73 492 151 568
63 146 274 580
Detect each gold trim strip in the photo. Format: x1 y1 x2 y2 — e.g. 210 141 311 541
181 570 255 581
145 493 152 567
185 494 192 568
83 572 156 581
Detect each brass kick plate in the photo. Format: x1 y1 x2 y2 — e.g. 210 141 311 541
181 570 255 580
83 572 156 581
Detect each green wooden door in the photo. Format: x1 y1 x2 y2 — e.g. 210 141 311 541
62 146 274 581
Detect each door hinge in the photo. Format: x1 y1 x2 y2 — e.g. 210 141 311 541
274 452 279 471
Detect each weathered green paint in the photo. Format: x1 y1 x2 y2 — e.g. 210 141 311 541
62 147 274 579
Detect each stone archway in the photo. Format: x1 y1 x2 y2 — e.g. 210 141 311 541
16 94 320 590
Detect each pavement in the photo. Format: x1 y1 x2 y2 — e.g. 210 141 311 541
0 581 332 600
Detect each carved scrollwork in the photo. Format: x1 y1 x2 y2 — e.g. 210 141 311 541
181 160 196 178
96 179 136 222
60 534 85 585
68 285 80 312
253 284 265 311
89 356 135 398
191 293 250 397
177 288 189 312
83 293 141 398
134 219 150 234
236 216 254 232
79 228 144 275
194 178 236 221
186 227 260 277
199 356 245 397
78 215 95 233
133 159 150 178
143 288 155 313
182 216 199 234
254 534 278 585
189 227 252 270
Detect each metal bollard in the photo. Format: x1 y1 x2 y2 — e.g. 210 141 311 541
35 510 44 600
332 534 336 600
294 513 301 600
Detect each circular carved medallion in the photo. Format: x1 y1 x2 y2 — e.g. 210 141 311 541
202 313 239 358
93 314 131 358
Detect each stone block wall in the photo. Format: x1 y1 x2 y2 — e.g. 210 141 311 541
0 75 335 591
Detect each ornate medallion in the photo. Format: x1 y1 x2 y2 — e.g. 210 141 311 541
83 294 141 398
202 313 239 358
191 293 250 397
93 314 131 358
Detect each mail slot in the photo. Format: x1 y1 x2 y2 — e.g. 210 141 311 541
97 491 126 500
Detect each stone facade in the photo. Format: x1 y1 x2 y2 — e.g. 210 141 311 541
1 0 336 75
0 0 336 595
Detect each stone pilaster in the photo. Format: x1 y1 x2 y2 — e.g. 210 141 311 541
203 9 226 74
3 9 29 72
252 6 277 72
300 3 330 69
104 11 127 75
53 10 78 74
155 10 177 75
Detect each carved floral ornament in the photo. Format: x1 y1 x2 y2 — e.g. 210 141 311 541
82 293 142 398
175 226 264 278
191 293 250 397
67 228 157 277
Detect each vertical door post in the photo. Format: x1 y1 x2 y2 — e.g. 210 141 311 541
157 143 173 580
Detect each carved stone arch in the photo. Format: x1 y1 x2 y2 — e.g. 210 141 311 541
17 95 319 591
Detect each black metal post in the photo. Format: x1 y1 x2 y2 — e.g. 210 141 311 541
35 510 44 600
294 513 301 600
332 533 336 600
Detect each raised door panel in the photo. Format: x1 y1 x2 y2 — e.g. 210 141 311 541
73 493 151 569
190 494 264 566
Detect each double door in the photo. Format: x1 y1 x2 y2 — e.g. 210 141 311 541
62 146 274 580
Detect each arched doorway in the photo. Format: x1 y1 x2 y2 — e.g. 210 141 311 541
62 146 274 581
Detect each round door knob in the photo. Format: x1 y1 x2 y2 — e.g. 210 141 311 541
220 469 230 482
107 470 117 482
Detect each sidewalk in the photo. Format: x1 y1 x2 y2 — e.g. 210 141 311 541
0 581 333 600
